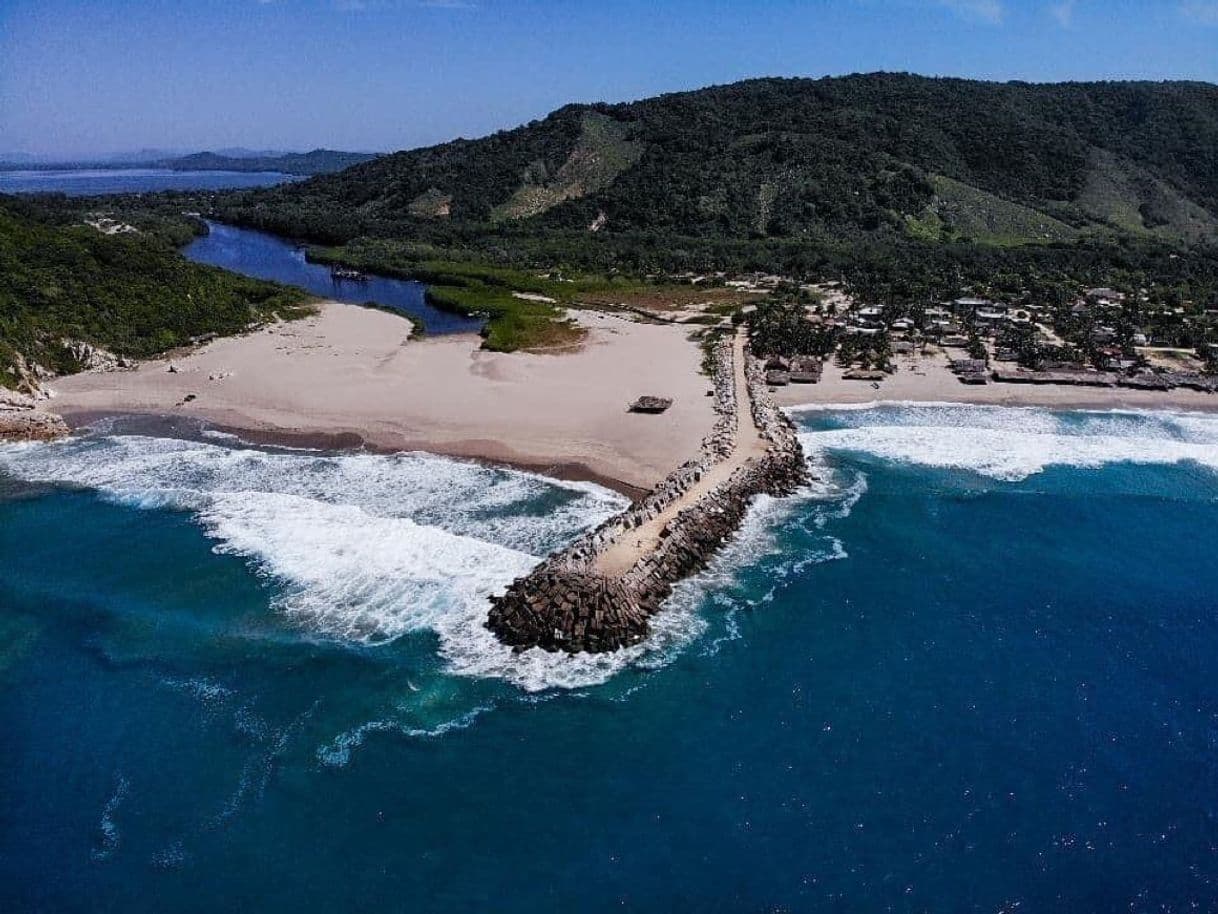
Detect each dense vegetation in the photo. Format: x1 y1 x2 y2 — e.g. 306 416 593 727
0 195 311 388
216 74 1218 251
70 74 1218 350
306 237 676 350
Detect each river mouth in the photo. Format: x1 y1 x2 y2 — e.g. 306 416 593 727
182 220 485 335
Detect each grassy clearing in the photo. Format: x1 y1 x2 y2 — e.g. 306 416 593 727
422 283 583 351
908 174 1079 247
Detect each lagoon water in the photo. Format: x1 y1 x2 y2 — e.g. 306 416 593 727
183 221 483 334
0 168 300 195
3 406 1218 911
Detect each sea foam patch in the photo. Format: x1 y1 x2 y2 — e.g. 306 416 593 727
0 433 625 555
799 405 1218 481
200 491 539 644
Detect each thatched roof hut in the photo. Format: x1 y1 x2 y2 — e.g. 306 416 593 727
789 357 822 383
842 369 886 381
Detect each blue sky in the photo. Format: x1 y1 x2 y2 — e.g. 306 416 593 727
2 0 1217 158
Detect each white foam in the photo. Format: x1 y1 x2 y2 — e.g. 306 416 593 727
0 433 626 555
317 704 494 767
801 405 1218 481
201 490 538 644
0 433 630 690
91 774 129 862
0 430 865 693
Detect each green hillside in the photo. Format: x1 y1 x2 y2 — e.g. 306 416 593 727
215 74 1218 251
0 196 310 389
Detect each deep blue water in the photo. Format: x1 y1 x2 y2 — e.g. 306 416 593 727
183 221 483 334
2 406 1217 912
0 168 300 195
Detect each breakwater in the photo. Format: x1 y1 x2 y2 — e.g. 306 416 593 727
486 330 808 653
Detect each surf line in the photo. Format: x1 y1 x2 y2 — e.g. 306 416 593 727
487 328 809 654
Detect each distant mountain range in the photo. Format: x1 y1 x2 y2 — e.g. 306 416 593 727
220 73 1218 251
0 148 379 176
159 149 379 175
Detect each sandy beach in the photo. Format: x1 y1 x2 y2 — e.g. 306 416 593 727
42 303 717 494
37 311 1218 497
772 353 1218 414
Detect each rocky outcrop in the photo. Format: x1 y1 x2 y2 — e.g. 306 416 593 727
60 339 132 373
0 388 69 443
0 406 69 443
486 333 808 654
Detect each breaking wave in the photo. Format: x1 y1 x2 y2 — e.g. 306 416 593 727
798 405 1218 481
0 433 635 689
0 428 863 695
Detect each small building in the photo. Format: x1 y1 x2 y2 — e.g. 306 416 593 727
951 297 994 316
789 357 822 384
950 358 988 375
1086 287 1126 304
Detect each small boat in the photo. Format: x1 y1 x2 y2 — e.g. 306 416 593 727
331 265 368 282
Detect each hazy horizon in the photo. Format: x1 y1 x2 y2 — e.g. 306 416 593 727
3 0 1218 160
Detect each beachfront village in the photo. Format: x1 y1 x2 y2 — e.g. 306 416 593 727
698 273 1218 395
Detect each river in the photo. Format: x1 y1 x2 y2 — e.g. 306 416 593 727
183 221 483 334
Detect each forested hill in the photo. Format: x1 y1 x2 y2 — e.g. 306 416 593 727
218 74 1218 254
0 196 310 390
161 149 379 175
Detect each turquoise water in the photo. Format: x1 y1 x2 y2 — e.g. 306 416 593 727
2 406 1217 912
0 168 299 195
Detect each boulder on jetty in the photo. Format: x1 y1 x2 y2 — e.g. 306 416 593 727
487 571 649 653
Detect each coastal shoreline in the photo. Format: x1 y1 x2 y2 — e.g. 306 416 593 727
772 356 1218 414
56 407 647 498
486 329 809 654
35 302 717 495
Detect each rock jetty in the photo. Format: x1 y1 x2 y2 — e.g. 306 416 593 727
487 330 808 654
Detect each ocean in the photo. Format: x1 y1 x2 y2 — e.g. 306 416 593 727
0 168 300 195
2 405 1216 912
